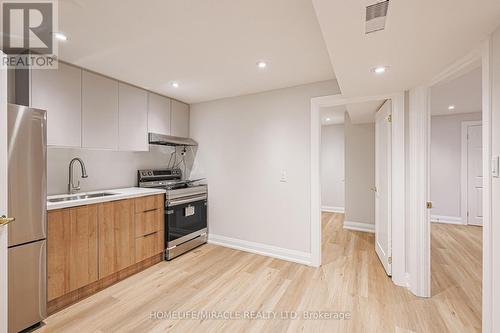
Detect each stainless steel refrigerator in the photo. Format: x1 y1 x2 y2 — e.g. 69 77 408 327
7 104 47 333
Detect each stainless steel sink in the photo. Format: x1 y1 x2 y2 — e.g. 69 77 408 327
47 192 118 203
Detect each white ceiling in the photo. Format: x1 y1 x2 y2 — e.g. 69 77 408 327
321 99 385 125
431 67 482 116
312 0 500 98
346 99 385 124
321 106 346 125
57 0 334 103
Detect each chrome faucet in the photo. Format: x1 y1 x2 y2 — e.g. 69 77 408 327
68 157 88 194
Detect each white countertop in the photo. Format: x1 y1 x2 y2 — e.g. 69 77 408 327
47 187 166 211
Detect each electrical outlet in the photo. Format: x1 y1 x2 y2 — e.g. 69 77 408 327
493 156 500 178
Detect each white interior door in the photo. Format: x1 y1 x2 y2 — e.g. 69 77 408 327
1 52 9 333
375 100 392 275
467 124 483 226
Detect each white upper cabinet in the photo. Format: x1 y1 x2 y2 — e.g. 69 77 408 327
31 62 82 147
32 62 190 150
148 93 171 136
82 71 119 150
118 83 148 151
171 100 190 138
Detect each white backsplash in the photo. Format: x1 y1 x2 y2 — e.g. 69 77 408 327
47 145 196 195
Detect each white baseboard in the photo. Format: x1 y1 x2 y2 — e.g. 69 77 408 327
431 215 464 225
343 220 375 233
208 234 312 266
321 206 345 213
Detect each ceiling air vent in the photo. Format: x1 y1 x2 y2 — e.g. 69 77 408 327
365 0 389 34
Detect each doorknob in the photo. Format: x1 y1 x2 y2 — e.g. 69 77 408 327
0 215 15 226
370 187 377 193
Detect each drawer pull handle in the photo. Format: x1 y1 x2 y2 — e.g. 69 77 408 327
143 208 157 213
143 232 156 238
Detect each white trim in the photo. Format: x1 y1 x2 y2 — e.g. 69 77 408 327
390 93 406 287
430 215 464 225
0 52 8 333
481 38 493 333
310 97 323 267
208 234 312 266
311 92 406 287
343 221 375 233
461 120 483 226
408 86 431 297
321 206 344 213
428 48 482 87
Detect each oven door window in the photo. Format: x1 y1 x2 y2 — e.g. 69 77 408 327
166 199 207 243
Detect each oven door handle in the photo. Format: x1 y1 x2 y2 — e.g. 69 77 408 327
167 194 207 207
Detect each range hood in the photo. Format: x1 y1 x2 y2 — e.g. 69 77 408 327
148 133 198 147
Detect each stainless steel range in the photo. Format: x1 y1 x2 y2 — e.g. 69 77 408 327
138 168 207 260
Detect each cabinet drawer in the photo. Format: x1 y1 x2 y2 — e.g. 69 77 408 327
135 195 160 213
136 232 160 262
135 210 159 237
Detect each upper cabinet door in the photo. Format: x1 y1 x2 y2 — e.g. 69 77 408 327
82 71 119 150
118 83 148 151
31 62 82 147
171 100 190 138
147 93 171 136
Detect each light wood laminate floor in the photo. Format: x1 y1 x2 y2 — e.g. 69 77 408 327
38 213 482 332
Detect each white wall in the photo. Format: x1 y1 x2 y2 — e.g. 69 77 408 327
430 113 482 220
321 124 344 211
47 145 193 195
190 80 340 259
344 113 375 225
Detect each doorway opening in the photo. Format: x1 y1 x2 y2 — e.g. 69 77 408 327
318 98 394 277
428 65 483 327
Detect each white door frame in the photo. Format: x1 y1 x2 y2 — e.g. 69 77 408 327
461 120 483 225
411 41 492 325
310 92 406 287
1 52 9 333
407 86 431 297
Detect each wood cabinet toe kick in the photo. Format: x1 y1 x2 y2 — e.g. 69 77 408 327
47 194 164 314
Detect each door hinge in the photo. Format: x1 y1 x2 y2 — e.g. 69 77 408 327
388 114 392 123
426 201 433 209
388 256 392 264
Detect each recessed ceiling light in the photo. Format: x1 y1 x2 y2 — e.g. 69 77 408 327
448 105 455 110
326 118 331 121
373 66 388 74
171 82 179 88
257 61 267 69
54 32 68 41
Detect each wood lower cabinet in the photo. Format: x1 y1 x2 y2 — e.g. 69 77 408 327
134 194 164 262
47 205 98 301
98 199 136 277
136 232 160 262
47 194 165 313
